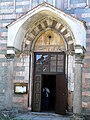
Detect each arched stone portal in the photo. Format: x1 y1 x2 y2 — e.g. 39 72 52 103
6 3 86 114
32 29 67 114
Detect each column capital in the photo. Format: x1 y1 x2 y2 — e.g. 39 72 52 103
5 49 15 59
75 53 84 64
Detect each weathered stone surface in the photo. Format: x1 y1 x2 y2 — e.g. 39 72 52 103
0 0 90 114
14 66 25 71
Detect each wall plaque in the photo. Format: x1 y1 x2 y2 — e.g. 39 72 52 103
14 83 28 94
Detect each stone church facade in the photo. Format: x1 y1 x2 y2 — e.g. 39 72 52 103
0 0 90 115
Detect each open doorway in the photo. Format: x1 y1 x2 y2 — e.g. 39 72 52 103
41 74 56 112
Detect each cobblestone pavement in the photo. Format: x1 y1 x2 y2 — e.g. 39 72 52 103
13 112 70 120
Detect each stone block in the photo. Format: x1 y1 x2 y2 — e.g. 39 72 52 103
0 105 4 110
83 68 90 73
12 96 24 103
0 47 7 51
0 54 5 58
0 40 7 44
1 62 7 66
1 1 14 6
13 103 24 108
82 83 90 88
71 3 86 8
16 1 29 6
83 58 90 64
15 71 24 76
83 63 87 69
0 95 5 102
16 63 23 66
86 22 90 27
14 58 21 63
0 9 14 14
70 0 86 4
87 102 90 108
82 13 90 18
14 66 25 71
13 80 28 83
82 92 90 97
15 76 24 80
86 42 90 47
87 34 90 38
85 78 90 84
0 28 7 32
82 96 90 102
1 14 16 20
84 73 90 78
12 94 28 108
16 8 23 13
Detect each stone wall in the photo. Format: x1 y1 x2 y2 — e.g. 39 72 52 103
65 6 90 113
0 0 30 110
12 55 29 108
0 0 90 112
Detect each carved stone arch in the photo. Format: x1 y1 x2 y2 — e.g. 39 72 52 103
7 2 86 56
23 18 75 52
30 28 67 52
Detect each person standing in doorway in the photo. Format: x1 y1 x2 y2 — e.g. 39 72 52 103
42 86 50 111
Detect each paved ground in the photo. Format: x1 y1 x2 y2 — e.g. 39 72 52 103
13 112 70 120
1 110 87 120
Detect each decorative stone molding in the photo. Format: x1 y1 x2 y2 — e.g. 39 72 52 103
5 49 15 59
5 54 15 59
75 45 86 61
75 53 85 60
65 50 75 56
6 2 86 52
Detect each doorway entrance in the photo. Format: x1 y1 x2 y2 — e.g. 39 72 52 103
32 52 67 114
41 74 56 111
41 74 67 114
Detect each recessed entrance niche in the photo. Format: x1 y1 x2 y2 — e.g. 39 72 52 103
32 52 67 114
32 29 67 114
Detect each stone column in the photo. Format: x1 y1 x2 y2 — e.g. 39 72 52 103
73 54 83 114
29 52 34 110
5 60 13 109
68 55 74 112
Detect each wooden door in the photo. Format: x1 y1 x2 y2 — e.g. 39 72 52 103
55 74 67 115
32 75 41 111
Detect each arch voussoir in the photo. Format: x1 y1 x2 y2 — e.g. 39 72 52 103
23 17 74 52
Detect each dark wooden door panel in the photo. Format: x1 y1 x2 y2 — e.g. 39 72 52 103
33 75 41 111
55 74 67 115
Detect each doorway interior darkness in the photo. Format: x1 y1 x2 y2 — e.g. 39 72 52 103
41 74 56 111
